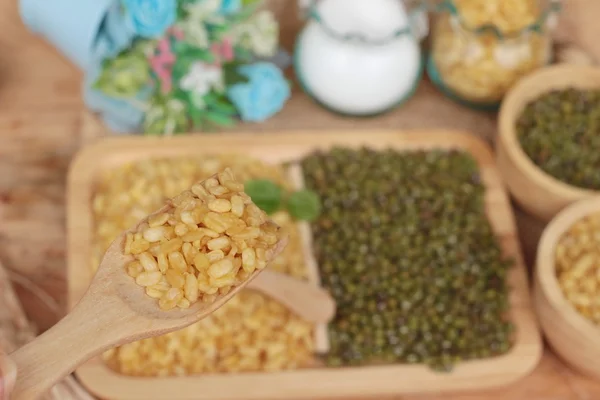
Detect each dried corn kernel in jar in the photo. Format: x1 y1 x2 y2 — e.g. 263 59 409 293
555 211 600 325
124 168 283 310
93 155 314 375
428 0 559 106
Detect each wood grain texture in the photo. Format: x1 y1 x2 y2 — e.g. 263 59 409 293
497 65 600 222
66 131 541 400
1 0 600 397
535 196 600 380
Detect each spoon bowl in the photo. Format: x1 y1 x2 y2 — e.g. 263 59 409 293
96 205 288 324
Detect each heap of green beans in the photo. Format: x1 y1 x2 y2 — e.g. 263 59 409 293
517 88 600 190
301 147 513 372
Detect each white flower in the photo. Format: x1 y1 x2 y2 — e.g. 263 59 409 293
178 20 210 48
186 0 224 24
233 10 279 57
179 0 224 48
180 62 224 96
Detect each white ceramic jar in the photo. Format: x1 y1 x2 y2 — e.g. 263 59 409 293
295 0 427 116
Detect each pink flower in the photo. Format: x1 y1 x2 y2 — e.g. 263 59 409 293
210 38 235 66
169 26 185 41
221 39 234 61
150 38 176 94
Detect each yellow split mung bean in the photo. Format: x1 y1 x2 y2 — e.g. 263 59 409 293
92 156 314 375
555 212 600 325
124 167 282 310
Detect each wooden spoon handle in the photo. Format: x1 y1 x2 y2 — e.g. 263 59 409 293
248 270 336 323
9 294 125 399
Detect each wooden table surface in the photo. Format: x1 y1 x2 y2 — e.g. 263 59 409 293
1 0 599 399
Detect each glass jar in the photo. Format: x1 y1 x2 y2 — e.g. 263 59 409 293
295 0 428 116
427 0 561 110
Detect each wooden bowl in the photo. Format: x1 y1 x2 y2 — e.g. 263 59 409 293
534 196 600 379
497 65 600 222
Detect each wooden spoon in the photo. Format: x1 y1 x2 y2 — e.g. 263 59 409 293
247 269 335 323
8 202 288 400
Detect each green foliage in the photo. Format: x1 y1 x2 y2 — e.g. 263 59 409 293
178 90 238 131
244 179 283 214
176 0 197 19
204 92 237 115
93 44 151 97
223 61 249 86
244 179 322 221
143 95 189 135
286 190 322 221
233 46 254 63
171 46 215 83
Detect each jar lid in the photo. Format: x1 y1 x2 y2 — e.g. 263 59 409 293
306 0 428 45
432 0 561 40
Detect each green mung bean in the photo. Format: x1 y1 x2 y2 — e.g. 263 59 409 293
517 88 600 190
301 147 513 371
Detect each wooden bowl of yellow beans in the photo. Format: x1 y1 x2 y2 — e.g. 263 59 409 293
534 196 600 379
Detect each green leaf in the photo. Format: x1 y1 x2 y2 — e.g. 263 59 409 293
190 91 207 109
286 190 322 221
223 62 249 86
207 23 230 40
176 0 198 19
203 111 237 127
173 88 190 104
233 47 254 63
142 97 190 135
204 93 237 115
171 46 216 83
210 99 238 116
171 57 192 83
181 46 215 62
189 107 204 129
244 179 282 214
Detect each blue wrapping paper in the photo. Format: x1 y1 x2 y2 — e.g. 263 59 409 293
83 60 151 134
19 0 134 70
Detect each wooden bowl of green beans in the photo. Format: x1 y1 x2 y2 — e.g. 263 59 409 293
497 64 600 222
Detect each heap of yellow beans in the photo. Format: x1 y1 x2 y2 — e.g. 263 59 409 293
124 168 282 310
93 156 314 376
555 212 600 325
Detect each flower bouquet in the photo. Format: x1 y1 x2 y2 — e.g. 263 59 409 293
82 0 291 135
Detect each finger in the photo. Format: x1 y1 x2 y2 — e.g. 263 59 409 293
0 355 17 400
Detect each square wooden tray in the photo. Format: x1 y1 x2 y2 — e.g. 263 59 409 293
67 130 542 400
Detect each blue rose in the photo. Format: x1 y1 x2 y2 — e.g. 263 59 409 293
123 0 176 38
227 62 291 122
220 0 241 15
